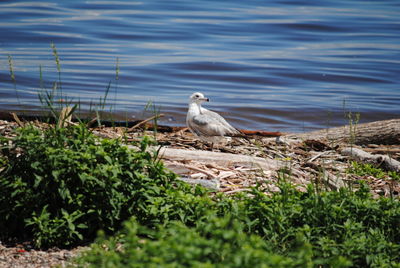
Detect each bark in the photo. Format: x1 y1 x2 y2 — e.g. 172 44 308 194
284 119 400 145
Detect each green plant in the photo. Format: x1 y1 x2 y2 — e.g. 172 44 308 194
348 161 400 181
38 43 78 122
0 124 177 248
343 99 360 146
143 101 162 138
74 216 316 268
72 180 400 267
36 43 120 127
347 161 400 198
346 111 360 146
240 183 400 267
51 42 62 92
113 57 119 112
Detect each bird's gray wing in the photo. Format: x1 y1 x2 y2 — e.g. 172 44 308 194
189 109 239 137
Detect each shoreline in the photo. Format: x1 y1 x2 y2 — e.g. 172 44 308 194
0 117 399 267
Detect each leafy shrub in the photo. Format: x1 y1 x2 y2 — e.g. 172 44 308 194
73 183 400 268
0 124 177 248
1 124 399 267
74 216 316 268
348 161 400 181
240 183 400 267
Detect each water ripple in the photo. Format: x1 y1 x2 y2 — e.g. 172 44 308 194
0 0 399 131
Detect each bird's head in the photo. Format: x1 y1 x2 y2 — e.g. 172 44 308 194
189 92 209 104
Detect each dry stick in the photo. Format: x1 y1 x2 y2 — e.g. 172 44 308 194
10 113 24 127
309 151 332 162
127 113 165 132
322 170 346 190
303 161 346 190
342 147 400 173
223 188 252 195
363 148 400 154
171 162 217 179
86 117 98 128
238 129 282 137
57 107 74 128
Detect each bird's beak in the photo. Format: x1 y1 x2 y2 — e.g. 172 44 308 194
200 98 209 102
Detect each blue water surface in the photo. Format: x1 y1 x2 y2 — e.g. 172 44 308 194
0 0 399 131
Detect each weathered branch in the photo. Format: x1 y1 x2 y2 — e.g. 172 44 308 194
341 147 400 173
285 119 400 145
127 114 165 132
155 147 285 172
126 145 286 172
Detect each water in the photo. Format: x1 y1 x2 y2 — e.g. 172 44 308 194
0 0 399 132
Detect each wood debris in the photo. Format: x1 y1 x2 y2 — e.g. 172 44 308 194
1 118 399 197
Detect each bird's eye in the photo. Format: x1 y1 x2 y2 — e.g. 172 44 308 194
195 95 199 98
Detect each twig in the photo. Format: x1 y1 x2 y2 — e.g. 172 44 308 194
127 113 165 132
309 151 332 162
11 113 24 127
57 107 75 128
171 162 217 179
238 129 282 137
217 171 237 180
223 188 252 195
86 117 98 128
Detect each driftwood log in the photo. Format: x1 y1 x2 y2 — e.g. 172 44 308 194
342 147 400 173
284 119 400 145
148 147 286 172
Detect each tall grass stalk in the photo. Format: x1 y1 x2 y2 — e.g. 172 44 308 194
144 101 161 139
38 82 58 119
51 42 62 102
91 58 120 127
7 54 20 104
39 65 44 90
342 99 360 148
94 81 112 127
113 57 119 111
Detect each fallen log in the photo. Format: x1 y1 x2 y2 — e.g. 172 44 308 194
341 147 400 173
285 119 400 145
157 147 285 171
128 145 286 172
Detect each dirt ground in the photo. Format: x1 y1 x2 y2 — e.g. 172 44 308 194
1 119 399 267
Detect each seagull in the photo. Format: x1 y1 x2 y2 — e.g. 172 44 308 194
186 92 240 147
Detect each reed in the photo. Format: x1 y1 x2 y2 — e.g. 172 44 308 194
39 64 44 90
51 42 62 92
114 57 119 110
7 54 20 104
342 99 360 147
36 44 123 128
144 100 162 138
